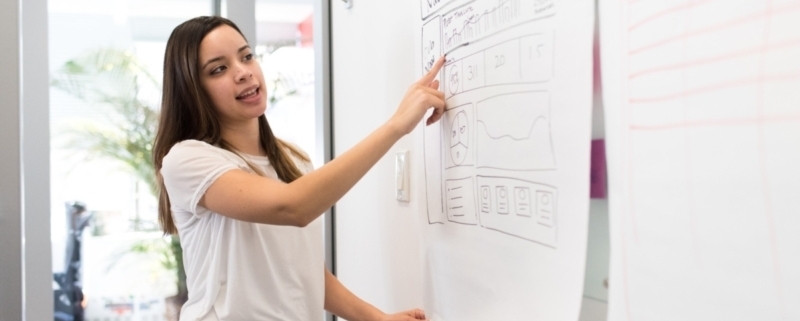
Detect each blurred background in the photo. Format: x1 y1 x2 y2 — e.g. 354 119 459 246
48 1 317 320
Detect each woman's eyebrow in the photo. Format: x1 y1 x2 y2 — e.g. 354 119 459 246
201 56 224 71
201 45 250 70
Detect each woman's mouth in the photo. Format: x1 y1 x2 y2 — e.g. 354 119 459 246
236 87 260 100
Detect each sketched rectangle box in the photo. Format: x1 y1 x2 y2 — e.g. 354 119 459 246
477 176 558 248
476 91 556 171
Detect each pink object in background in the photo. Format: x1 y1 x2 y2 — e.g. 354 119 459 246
590 139 607 199
298 14 313 47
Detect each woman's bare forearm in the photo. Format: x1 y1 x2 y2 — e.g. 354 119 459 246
285 122 403 225
324 268 385 321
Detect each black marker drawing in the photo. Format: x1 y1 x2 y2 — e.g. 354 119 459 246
421 0 560 249
477 176 558 248
443 104 475 169
450 111 469 165
421 15 442 75
476 91 556 171
419 0 464 20
444 32 554 100
445 177 478 225
440 0 555 55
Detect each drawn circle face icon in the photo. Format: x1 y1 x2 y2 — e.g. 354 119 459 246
540 193 550 205
448 65 459 95
450 111 469 165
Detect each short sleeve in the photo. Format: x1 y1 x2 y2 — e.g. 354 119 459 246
161 140 239 217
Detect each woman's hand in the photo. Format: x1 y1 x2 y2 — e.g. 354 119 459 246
389 56 447 136
380 308 428 321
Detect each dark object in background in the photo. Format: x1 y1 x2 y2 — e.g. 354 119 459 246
591 139 607 199
54 202 93 321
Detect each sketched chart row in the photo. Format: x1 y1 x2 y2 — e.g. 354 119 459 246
443 91 557 171
436 175 558 247
419 0 556 75
444 33 554 99
441 0 554 53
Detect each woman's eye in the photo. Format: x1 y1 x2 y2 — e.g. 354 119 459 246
244 53 253 61
211 66 226 75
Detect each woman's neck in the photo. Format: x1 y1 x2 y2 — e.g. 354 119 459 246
220 118 265 156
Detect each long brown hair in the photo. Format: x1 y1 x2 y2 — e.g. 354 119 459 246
153 16 309 234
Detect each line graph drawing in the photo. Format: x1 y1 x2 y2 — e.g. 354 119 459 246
478 176 558 247
476 91 556 171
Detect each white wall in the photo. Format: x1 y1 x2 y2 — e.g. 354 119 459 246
331 0 427 315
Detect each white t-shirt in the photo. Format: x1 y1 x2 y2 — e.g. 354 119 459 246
161 139 324 321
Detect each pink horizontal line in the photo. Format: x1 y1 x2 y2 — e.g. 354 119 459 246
628 37 800 80
628 72 800 104
629 2 800 56
628 0 715 31
629 113 800 131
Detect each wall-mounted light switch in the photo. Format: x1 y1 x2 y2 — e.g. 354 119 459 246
395 151 409 202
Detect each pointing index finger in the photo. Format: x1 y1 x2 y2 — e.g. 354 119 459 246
419 55 446 85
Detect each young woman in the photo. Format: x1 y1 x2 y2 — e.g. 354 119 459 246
153 16 445 320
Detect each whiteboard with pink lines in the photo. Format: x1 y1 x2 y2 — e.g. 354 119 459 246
600 1 800 320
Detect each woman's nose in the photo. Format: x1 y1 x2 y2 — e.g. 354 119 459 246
235 65 252 82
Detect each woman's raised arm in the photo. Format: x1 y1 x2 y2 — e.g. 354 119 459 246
200 56 446 226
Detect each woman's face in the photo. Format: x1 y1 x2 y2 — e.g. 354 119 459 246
198 25 266 125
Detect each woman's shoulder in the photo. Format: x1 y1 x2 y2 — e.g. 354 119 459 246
163 139 239 169
164 140 210 160
170 139 216 151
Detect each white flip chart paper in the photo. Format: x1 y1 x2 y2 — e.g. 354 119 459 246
600 1 800 320
418 1 595 319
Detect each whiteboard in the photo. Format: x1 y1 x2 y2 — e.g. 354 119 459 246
417 0 595 319
600 0 800 320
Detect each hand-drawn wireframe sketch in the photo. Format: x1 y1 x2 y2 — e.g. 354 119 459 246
419 0 459 20
443 104 474 168
520 33 553 82
445 177 478 225
419 0 594 319
441 0 555 54
421 15 442 74
446 62 461 96
422 0 561 246
444 32 554 99
477 176 557 247
476 92 556 171
449 111 469 164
